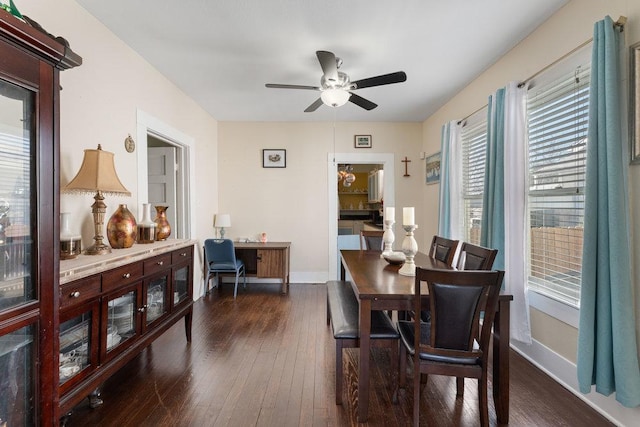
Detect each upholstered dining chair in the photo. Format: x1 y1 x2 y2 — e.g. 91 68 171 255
397 268 505 427
428 235 459 266
360 229 384 251
457 242 498 271
203 238 246 298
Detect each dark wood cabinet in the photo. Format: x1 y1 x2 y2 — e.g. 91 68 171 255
58 241 194 416
0 10 81 426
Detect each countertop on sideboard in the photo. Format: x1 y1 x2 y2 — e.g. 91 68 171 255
60 239 196 284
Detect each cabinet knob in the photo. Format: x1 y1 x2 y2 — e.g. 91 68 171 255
180 252 187 257
123 273 131 279
137 305 147 313
157 261 164 266
70 291 80 298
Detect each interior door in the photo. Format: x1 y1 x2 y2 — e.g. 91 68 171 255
147 147 177 235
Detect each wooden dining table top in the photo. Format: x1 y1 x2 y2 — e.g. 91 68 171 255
340 249 513 301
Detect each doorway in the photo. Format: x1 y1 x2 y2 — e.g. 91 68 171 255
327 152 395 279
136 110 196 239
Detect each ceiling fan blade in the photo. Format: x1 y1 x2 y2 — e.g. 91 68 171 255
351 71 407 90
349 93 377 110
304 98 324 112
266 83 320 90
316 50 338 81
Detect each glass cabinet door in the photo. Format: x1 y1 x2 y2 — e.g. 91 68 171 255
145 275 168 325
0 79 35 311
0 324 35 426
59 311 93 386
105 290 137 354
173 263 191 307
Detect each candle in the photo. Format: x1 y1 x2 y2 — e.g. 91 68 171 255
385 206 395 222
403 207 415 226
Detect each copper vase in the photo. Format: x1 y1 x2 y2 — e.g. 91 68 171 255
107 204 137 249
154 205 171 241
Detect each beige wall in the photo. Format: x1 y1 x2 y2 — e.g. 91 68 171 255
21 0 220 291
422 0 640 423
218 121 423 280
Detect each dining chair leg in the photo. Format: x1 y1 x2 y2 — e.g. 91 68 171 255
399 344 407 388
413 358 421 427
479 374 489 427
456 377 465 396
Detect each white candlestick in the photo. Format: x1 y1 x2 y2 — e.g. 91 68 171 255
385 206 395 222
381 218 395 258
403 207 414 226
399 224 419 276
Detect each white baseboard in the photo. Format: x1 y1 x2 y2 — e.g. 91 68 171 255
512 340 638 426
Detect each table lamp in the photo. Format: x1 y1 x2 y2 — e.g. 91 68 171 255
62 144 131 255
214 214 231 238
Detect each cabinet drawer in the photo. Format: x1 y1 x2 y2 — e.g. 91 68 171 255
171 246 192 263
102 262 143 292
60 275 101 309
143 253 172 275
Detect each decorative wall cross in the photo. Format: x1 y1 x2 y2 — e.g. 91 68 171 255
402 156 411 177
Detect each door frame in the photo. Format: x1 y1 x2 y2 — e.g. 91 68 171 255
136 109 196 238
327 152 395 279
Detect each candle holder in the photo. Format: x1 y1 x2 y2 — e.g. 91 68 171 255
381 219 395 258
399 224 418 276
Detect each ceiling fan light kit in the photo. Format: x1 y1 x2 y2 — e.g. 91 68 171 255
265 50 407 112
321 88 350 107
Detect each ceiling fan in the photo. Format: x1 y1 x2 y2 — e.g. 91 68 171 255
265 50 407 112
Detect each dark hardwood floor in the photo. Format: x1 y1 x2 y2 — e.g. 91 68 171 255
66 283 614 426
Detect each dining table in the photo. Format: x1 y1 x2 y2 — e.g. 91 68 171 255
339 249 513 423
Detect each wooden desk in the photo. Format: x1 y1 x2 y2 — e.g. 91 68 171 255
340 249 512 423
234 242 291 294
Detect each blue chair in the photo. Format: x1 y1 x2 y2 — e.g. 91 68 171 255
204 238 246 298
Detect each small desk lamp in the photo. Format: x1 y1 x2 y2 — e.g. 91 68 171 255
214 214 231 238
62 144 131 255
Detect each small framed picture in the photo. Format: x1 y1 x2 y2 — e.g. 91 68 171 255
354 135 372 148
263 149 286 168
425 152 441 185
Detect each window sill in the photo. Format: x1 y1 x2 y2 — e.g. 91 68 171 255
528 289 579 328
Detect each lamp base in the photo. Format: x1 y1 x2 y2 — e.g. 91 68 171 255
84 243 112 256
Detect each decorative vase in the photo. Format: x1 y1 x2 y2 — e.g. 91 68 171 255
154 205 171 241
60 212 82 259
106 204 137 249
137 203 156 244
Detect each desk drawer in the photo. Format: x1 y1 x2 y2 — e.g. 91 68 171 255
60 275 101 309
144 253 172 275
171 246 192 264
102 262 143 292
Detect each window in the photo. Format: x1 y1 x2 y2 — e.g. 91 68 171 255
526 65 590 308
461 112 488 245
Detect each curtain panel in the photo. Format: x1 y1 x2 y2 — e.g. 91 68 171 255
577 15 640 407
438 121 462 239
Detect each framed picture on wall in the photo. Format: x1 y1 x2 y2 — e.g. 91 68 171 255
425 152 441 184
631 42 640 163
354 135 372 148
263 149 286 168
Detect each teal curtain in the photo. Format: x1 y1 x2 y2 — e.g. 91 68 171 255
438 123 452 237
577 16 640 407
480 88 505 270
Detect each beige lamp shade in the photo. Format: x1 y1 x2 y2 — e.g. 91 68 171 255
214 214 231 228
63 144 131 195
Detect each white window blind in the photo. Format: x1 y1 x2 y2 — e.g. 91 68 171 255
526 65 590 307
461 114 487 245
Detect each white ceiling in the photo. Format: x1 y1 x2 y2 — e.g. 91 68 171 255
76 0 567 123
